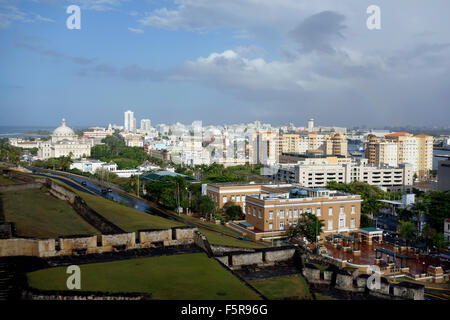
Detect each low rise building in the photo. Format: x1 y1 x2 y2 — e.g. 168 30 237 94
244 187 361 238
70 159 117 174
274 159 413 191
204 182 362 241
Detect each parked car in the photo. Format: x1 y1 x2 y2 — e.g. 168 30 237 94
81 181 87 186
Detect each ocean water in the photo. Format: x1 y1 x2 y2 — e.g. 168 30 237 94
0 126 55 138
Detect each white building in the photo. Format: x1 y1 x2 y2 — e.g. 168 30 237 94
274 159 414 190
70 159 117 174
124 110 136 133
140 119 151 131
38 119 93 160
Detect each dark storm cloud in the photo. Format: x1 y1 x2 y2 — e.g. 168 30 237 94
289 11 346 54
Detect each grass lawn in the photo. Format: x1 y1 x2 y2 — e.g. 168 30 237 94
312 263 328 272
199 229 264 249
250 275 312 300
0 175 20 186
315 293 337 300
49 178 184 232
27 252 261 300
1 188 99 238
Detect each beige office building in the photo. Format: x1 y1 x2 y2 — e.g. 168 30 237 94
365 132 434 180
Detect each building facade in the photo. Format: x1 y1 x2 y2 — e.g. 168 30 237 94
38 119 92 160
274 159 414 190
245 188 361 236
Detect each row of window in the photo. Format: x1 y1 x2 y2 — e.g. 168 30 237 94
268 218 356 231
261 205 356 220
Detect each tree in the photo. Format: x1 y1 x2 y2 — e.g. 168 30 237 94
287 212 324 244
421 225 448 252
424 191 450 232
360 213 373 228
397 220 416 239
223 202 242 220
193 195 215 220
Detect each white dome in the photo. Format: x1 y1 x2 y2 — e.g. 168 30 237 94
52 118 75 137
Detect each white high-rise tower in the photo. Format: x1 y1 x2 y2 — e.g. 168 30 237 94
308 118 314 132
124 110 136 133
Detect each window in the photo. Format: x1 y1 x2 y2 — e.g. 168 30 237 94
280 210 285 219
317 208 321 216
236 195 241 202
253 208 256 216
339 217 345 228
328 220 333 230
328 207 333 216
269 223 273 230
340 206 344 214
231 195 235 202
351 218 355 228
258 210 262 219
269 211 273 220
351 205 355 214
223 195 227 204
280 222 285 230
289 209 292 218
293 209 298 218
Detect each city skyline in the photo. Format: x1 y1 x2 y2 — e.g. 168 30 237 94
1 1 450 128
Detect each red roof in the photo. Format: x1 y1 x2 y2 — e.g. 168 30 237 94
385 132 410 137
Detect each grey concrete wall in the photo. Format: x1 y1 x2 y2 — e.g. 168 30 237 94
102 233 136 248
264 248 296 263
174 227 198 241
0 183 42 192
139 229 172 244
0 238 55 257
210 245 255 255
193 231 213 257
335 274 354 291
231 252 263 267
59 236 97 252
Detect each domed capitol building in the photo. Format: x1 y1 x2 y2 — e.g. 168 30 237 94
38 119 93 159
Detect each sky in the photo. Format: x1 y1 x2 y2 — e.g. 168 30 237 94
0 0 449 128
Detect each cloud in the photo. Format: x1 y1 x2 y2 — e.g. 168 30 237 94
67 0 128 11
289 11 346 53
127 27 144 33
0 3 54 29
72 56 97 65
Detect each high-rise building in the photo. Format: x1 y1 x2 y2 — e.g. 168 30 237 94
124 110 136 133
251 131 279 165
140 119 151 131
308 118 314 132
365 132 433 180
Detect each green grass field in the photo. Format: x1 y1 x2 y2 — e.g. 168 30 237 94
314 293 337 300
1 188 99 238
250 275 312 300
0 175 20 186
27 252 261 300
199 229 264 248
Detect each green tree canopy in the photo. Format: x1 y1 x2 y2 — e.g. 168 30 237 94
287 212 324 243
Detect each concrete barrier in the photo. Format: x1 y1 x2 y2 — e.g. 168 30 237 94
102 233 136 248
59 236 97 254
231 252 263 267
139 229 172 244
264 248 296 263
